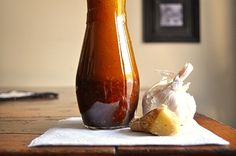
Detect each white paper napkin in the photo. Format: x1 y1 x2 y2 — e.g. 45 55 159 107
29 117 229 147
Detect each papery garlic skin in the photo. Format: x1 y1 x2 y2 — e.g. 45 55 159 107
164 77 196 124
142 63 196 125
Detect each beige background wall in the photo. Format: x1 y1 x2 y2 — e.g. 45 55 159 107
0 0 236 128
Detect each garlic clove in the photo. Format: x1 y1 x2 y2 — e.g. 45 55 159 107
142 63 196 125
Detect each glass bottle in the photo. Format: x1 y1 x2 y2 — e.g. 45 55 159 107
76 0 140 129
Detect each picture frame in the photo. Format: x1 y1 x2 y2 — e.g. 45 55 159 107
143 0 200 42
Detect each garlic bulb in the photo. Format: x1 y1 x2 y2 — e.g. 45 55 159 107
142 63 196 125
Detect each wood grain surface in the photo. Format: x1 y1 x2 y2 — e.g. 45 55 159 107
0 88 236 156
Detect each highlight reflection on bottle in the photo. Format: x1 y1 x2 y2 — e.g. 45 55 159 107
76 0 140 129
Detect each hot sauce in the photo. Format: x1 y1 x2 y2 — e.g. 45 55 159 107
76 0 140 129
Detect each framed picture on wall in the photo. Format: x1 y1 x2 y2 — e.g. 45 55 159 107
143 0 200 42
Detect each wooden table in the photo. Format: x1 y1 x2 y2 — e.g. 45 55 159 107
0 88 236 156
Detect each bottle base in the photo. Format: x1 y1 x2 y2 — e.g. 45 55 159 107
83 124 128 130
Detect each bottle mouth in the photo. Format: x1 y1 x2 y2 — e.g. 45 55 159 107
87 0 126 13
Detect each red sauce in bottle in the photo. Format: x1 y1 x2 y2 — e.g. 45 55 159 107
76 0 140 129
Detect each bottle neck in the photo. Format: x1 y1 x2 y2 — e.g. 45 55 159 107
86 0 126 22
